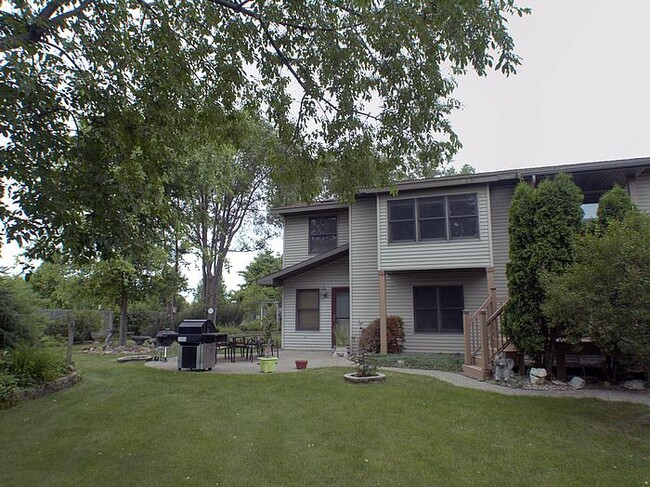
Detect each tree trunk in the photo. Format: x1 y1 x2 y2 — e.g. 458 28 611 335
119 293 129 346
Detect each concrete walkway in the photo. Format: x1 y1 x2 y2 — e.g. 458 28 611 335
381 367 650 406
144 350 650 406
145 349 351 374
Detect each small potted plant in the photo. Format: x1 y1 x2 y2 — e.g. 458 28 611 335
333 328 349 357
294 359 308 369
258 317 278 373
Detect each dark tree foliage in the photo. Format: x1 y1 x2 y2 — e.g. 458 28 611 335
597 184 637 230
0 275 47 347
1 0 528 260
544 212 650 380
503 174 583 366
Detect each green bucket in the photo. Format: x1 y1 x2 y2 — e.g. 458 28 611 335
259 357 278 373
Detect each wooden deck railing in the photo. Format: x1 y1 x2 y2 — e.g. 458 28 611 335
463 287 510 372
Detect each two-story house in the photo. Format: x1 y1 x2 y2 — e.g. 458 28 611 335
259 157 650 368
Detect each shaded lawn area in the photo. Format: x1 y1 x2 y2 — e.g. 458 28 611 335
0 353 648 486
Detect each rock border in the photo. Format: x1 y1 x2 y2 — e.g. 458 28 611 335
16 372 82 402
344 372 386 384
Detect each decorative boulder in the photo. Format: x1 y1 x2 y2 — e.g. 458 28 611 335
569 376 586 390
529 367 548 385
621 380 645 391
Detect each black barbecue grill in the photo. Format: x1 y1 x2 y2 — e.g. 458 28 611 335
154 329 178 361
177 319 218 371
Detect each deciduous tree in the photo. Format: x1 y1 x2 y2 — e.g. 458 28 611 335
544 212 650 380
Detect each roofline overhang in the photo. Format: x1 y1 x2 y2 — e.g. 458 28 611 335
258 244 349 286
270 156 650 214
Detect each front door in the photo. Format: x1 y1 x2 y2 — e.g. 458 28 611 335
331 288 350 347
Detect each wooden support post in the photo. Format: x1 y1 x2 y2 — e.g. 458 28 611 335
378 270 387 355
463 311 471 365
486 267 496 315
66 314 76 367
480 310 489 371
489 287 497 317
486 266 495 290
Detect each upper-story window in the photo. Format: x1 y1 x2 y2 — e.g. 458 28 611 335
309 216 337 254
388 193 479 243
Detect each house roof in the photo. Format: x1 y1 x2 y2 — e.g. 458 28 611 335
258 244 349 286
273 156 650 215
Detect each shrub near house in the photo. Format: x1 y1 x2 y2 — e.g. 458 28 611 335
361 316 405 354
544 205 650 380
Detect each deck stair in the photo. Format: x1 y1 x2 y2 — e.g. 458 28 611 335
462 287 511 379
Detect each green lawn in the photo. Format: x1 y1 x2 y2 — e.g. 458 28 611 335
0 352 648 486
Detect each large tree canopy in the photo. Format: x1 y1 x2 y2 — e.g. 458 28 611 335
1 1 528 219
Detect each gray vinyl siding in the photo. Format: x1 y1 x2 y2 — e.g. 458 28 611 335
386 269 488 353
281 256 349 350
283 211 349 267
489 183 516 299
378 185 491 270
349 197 380 339
633 174 650 213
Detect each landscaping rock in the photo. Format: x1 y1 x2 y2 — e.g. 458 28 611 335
529 368 547 385
621 380 645 391
117 355 153 363
569 376 586 389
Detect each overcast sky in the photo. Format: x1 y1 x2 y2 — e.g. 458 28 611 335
450 0 650 173
3 0 650 293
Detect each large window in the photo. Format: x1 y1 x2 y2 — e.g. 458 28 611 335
413 286 464 333
388 194 479 243
309 216 337 254
296 289 320 331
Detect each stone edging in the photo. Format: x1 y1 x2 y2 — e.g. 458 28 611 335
16 372 82 402
344 372 386 383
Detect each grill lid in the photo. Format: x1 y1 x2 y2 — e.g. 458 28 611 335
178 319 216 334
155 329 178 346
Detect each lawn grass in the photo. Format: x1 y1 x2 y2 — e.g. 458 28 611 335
0 352 648 486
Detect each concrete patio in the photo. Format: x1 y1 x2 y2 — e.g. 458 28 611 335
145 349 352 374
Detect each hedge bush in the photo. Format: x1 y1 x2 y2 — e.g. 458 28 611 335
360 316 405 354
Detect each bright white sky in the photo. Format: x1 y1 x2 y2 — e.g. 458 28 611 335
3 0 650 295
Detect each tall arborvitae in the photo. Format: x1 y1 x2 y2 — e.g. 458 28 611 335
503 174 583 368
